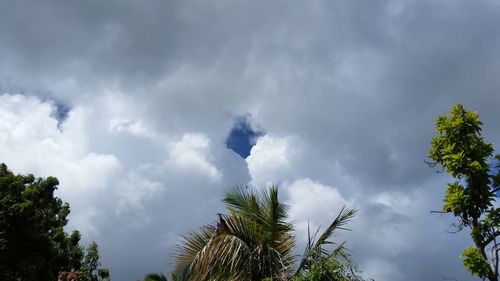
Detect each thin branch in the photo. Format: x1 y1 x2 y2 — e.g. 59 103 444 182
423 158 437 168
423 158 445 173
493 230 499 280
445 221 465 234
482 231 500 248
431 210 449 214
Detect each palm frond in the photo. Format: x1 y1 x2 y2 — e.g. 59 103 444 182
143 273 169 281
296 207 357 275
314 207 357 248
223 185 261 218
187 214 254 280
259 185 293 235
173 225 215 280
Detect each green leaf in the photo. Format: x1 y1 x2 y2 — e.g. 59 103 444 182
461 247 490 279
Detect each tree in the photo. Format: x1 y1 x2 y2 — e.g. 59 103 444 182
429 104 500 280
173 185 363 281
81 242 111 281
0 163 111 281
0 163 83 281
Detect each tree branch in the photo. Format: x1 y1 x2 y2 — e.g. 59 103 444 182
482 231 500 249
431 210 449 214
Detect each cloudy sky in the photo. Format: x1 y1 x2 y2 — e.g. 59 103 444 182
1 1 500 280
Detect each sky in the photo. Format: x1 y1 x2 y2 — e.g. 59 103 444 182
1 1 500 280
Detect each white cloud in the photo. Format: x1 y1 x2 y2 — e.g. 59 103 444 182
0 93 122 235
0 94 58 145
246 135 301 186
167 133 222 181
0 94 121 193
115 168 165 214
284 178 352 238
109 119 153 138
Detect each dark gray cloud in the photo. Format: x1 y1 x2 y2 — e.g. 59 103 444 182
1 0 500 280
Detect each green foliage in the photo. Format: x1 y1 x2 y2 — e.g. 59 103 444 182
442 182 467 216
174 185 296 281
294 208 363 281
0 163 84 281
294 256 351 281
81 241 111 281
462 247 491 279
81 242 100 281
429 104 500 281
0 163 111 281
143 272 169 281
98 268 111 281
174 185 363 281
430 105 495 218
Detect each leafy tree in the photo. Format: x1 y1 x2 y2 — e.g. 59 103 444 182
173 185 363 281
81 241 111 281
0 163 83 281
0 163 111 281
429 104 500 280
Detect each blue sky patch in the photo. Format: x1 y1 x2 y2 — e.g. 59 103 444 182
226 116 264 158
52 101 70 125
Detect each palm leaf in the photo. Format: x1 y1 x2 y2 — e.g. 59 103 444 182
296 207 357 275
173 225 215 280
174 185 346 281
143 273 168 281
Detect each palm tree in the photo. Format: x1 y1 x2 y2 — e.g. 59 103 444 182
173 185 359 281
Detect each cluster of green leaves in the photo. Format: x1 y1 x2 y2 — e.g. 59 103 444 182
430 105 495 220
429 105 500 281
462 247 491 279
294 255 356 281
294 208 363 281
81 241 111 281
0 163 110 281
0 163 83 280
171 185 364 281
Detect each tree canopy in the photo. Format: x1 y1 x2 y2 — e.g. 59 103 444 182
429 104 500 280
0 163 84 280
0 163 109 281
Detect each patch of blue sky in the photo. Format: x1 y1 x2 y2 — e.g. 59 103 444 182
51 101 70 125
226 116 264 159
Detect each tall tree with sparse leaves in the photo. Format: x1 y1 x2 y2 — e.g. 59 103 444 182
429 104 500 280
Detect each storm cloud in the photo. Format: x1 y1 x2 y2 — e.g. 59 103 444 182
1 1 500 280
